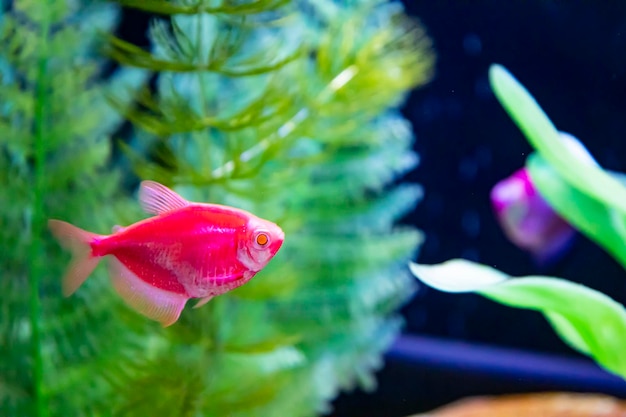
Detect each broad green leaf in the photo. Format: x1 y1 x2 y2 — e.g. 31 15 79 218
408 259 508 292
527 153 626 269
544 312 591 355
489 64 626 216
410 259 626 379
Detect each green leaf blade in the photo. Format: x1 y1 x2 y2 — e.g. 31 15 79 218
489 64 626 217
527 153 626 269
410 259 626 379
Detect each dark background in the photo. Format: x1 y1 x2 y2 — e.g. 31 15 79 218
334 2 626 415
401 0 626 357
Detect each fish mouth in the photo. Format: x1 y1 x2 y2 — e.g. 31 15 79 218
272 232 285 253
268 222 285 251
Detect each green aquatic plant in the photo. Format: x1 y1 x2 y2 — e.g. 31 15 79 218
103 0 434 416
411 260 626 378
0 1 146 416
410 65 626 380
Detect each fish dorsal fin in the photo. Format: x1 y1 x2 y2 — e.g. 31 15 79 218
139 180 190 215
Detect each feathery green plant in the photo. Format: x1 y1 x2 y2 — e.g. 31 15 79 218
106 0 434 415
0 1 146 415
410 65 626 381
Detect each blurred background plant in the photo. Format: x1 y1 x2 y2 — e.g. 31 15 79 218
0 1 147 416
1 0 434 416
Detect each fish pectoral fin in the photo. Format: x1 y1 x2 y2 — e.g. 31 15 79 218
139 180 190 216
193 296 214 309
108 258 188 327
112 225 125 233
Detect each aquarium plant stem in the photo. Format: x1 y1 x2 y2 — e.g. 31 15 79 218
29 7 52 417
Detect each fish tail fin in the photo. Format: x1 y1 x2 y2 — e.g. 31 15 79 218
48 219 102 296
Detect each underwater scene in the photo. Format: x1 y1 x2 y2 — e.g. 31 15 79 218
3 0 626 416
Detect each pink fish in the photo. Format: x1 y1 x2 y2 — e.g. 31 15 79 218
48 181 285 326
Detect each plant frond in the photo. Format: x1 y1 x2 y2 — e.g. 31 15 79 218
105 30 303 74
112 73 296 135
1 1 148 415
302 184 423 233
114 0 290 16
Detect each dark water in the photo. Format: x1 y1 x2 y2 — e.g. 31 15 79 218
330 3 626 416
401 1 626 357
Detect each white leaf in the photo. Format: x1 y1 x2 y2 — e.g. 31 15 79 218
409 259 508 292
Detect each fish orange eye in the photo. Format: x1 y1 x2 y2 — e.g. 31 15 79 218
255 232 269 247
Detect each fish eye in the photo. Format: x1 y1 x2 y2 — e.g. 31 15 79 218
254 231 270 248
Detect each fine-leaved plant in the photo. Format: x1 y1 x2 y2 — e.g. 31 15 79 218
0 1 146 416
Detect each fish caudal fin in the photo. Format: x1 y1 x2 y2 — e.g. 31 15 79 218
108 258 188 327
48 220 101 296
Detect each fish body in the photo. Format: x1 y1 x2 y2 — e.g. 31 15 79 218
49 181 284 326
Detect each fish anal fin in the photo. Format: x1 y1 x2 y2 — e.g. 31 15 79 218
108 258 188 327
139 180 189 216
193 295 214 309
